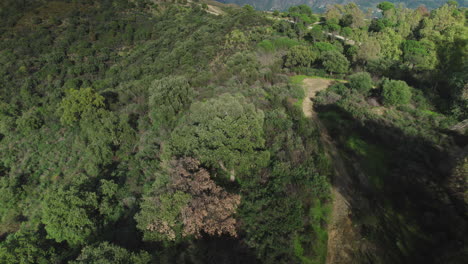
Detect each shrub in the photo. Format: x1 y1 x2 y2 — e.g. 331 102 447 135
348 72 373 95
321 50 349 74
257 40 275 52
226 52 260 84
329 83 349 96
314 42 337 54
284 45 318 68
16 107 44 133
272 37 300 50
381 79 412 106
72 242 151 264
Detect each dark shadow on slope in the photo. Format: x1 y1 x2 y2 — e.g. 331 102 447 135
144 235 259 264
316 104 468 264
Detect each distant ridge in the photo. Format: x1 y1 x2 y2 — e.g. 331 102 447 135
216 0 465 11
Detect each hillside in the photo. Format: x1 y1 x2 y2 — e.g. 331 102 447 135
217 0 466 11
0 0 467 263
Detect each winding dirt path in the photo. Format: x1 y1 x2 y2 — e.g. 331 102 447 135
301 78 359 264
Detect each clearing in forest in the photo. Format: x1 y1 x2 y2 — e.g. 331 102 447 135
301 78 333 118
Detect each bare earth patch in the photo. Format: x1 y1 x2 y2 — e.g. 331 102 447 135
302 78 333 118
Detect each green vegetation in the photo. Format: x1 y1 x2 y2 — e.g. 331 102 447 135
321 50 350 75
348 72 373 94
285 45 318 68
218 0 462 11
148 76 194 130
381 79 412 106
169 94 269 181
0 0 466 264
71 242 151 264
345 135 387 188
59 87 105 126
377 1 395 12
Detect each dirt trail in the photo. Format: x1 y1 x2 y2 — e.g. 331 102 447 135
302 78 332 118
301 78 359 264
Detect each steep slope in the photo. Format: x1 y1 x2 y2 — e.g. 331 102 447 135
300 78 360 263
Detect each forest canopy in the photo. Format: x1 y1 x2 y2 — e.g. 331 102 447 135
0 0 466 264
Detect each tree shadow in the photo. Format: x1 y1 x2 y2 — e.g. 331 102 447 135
316 104 468 264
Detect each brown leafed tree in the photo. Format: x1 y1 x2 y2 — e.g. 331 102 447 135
170 158 241 238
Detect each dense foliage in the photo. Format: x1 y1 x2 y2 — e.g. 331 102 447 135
0 0 466 263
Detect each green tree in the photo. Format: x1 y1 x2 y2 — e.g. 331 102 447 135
340 14 353 27
325 4 342 21
71 242 151 264
356 38 381 62
148 76 194 129
76 109 130 176
41 175 99 246
0 101 18 135
308 25 324 42
289 5 315 28
348 72 373 94
169 94 269 181
325 18 341 32
446 1 459 7
375 28 403 60
284 45 318 68
343 2 366 28
279 5 314 38
225 29 249 51
243 4 254 12
58 87 105 126
314 42 338 54
0 228 58 264
226 52 260 84
402 39 437 70
135 190 191 242
288 5 313 17
377 2 395 12
15 107 43 133
381 79 412 106
98 179 125 224
369 18 394 32
321 50 349 74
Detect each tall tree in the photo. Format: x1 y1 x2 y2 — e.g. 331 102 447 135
41 175 99 246
402 39 437 70
135 158 241 242
356 37 381 63
58 88 105 126
377 1 395 12
169 93 269 181
148 76 194 129
321 50 349 74
284 45 318 68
